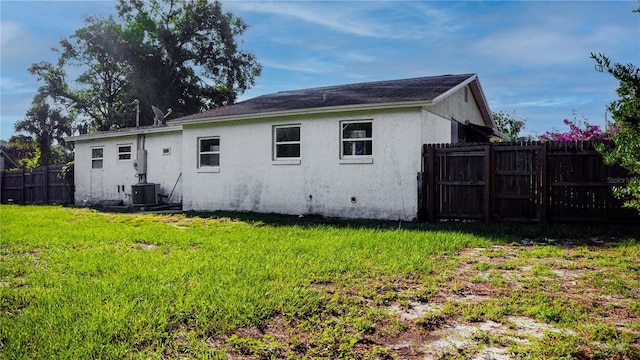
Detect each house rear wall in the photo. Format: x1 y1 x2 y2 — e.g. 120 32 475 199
181 109 423 221
74 131 182 205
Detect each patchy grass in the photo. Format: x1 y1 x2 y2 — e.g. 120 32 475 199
0 205 639 359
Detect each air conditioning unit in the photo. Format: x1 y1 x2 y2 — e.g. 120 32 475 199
131 183 160 207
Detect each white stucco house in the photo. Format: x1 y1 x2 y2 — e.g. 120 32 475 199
66 74 500 221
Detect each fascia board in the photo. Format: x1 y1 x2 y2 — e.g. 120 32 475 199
65 125 182 143
468 76 495 128
172 100 433 126
430 74 477 105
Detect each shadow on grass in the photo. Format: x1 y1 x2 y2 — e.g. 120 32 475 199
65 203 639 246
183 210 640 246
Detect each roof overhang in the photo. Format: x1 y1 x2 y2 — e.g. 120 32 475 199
173 100 434 127
65 124 182 142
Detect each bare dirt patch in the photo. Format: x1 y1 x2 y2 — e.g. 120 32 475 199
216 243 640 359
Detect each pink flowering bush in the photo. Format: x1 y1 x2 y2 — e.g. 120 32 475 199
540 118 612 142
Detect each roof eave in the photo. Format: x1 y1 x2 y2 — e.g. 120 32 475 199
173 100 434 126
65 124 182 143
429 74 495 131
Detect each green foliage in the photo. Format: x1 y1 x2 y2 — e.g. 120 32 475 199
14 95 73 167
0 135 36 169
492 110 527 141
592 47 640 211
33 0 262 133
58 16 133 131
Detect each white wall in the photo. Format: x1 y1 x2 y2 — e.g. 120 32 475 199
144 132 183 204
74 136 137 204
74 131 182 205
421 110 452 145
430 86 485 126
181 109 426 221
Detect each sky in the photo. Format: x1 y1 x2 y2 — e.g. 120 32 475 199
1 0 639 140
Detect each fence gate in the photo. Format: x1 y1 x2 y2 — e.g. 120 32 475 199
493 144 541 222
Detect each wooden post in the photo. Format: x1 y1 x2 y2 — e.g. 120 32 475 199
42 165 48 204
427 145 436 222
20 168 25 205
537 142 548 223
417 145 426 221
483 144 492 223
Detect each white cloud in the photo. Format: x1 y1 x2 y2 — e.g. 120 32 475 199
226 1 454 40
261 57 341 74
0 77 34 96
0 22 24 47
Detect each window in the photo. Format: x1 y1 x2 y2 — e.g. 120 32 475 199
162 147 171 155
118 144 132 160
341 121 372 158
198 137 220 168
273 125 300 160
91 147 104 169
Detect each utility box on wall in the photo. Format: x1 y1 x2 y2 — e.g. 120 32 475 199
131 183 159 206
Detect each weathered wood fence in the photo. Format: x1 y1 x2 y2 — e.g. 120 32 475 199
418 141 639 223
0 165 73 205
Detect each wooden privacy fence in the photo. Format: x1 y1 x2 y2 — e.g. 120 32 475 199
1 165 73 205
418 141 639 223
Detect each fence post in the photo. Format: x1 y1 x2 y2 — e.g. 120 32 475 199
43 165 49 204
537 142 548 223
483 144 492 223
427 144 436 222
20 168 25 205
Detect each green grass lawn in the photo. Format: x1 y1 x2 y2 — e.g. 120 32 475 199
1 205 639 359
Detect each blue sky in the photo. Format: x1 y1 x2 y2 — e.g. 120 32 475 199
1 1 638 140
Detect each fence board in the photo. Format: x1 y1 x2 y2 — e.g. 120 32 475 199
421 141 639 224
1 165 72 205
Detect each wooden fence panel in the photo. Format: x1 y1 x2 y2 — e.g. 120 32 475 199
422 141 639 224
1 165 72 205
493 145 539 222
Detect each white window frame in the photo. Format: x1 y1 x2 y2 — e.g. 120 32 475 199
198 137 220 172
91 146 104 169
117 144 133 161
273 124 301 165
340 120 373 164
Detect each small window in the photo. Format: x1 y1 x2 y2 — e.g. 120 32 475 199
198 137 220 168
274 125 300 159
162 147 171 155
91 147 104 169
118 144 132 160
341 121 372 157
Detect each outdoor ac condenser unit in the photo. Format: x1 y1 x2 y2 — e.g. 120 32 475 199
131 183 159 207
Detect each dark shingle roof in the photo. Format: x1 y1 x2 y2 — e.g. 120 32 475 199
173 73 476 122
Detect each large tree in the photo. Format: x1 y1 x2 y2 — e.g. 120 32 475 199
58 16 133 131
33 0 261 132
14 95 73 167
115 0 261 122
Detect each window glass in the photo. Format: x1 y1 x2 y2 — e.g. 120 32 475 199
200 138 220 153
199 137 220 168
91 147 104 169
274 125 300 159
200 153 220 167
118 145 132 160
343 123 372 139
341 121 372 157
